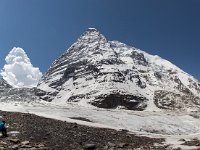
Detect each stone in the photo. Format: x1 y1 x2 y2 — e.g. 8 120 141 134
179 139 186 142
21 145 32 148
9 138 20 144
107 142 115 147
83 143 96 150
195 143 200 146
37 147 48 150
118 143 127 148
102 145 109 149
21 141 30 145
0 141 7 145
28 148 37 150
35 143 45 148
11 144 19 150
72 123 78 128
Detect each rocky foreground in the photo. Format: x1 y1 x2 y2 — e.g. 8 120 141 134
0 110 167 150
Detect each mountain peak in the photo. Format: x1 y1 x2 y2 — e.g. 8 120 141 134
87 27 98 32
0 78 12 88
37 28 200 111
75 28 107 46
83 27 100 36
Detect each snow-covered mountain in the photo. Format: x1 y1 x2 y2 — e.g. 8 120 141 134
36 28 200 111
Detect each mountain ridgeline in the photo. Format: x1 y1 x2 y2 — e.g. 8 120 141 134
34 28 200 111
0 78 39 102
1 28 200 111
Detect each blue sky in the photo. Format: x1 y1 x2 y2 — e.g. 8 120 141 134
0 0 200 80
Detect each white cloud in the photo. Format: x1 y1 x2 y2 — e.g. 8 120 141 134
0 47 43 88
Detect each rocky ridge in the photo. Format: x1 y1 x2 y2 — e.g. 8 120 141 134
0 78 12 89
0 78 39 103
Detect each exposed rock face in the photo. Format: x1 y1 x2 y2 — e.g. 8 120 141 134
154 90 200 110
91 93 147 110
0 78 12 89
36 28 200 111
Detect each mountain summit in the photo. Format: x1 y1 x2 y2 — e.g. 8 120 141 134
36 28 200 111
0 78 12 89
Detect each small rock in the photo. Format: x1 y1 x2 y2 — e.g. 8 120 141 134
0 141 7 145
107 142 115 147
111 131 117 135
21 145 33 148
9 138 20 144
29 148 37 150
118 143 128 148
120 129 129 132
43 137 48 140
195 143 200 146
126 135 132 138
0 147 4 150
192 138 198 141
140 145 150 150
83 143 96 150
21 141 30 145
72 123 78 128
179 139 186 142
103 145 109 149
11 144 19 150
35 143 45 148
37 147 48 150
45 132 50 136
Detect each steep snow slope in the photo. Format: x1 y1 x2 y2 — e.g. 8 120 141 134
37 28 200 111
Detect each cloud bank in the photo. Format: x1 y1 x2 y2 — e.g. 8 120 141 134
0 47 42 88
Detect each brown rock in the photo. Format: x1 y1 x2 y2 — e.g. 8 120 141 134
9 138 20 144
21 141 30 145
107 142 115 147
11 144 19 150
118 143 128 148
21 145 32 148
0 147 5 150
0 141 7 145
83 143 96 150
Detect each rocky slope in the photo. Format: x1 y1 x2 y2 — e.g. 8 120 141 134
36 28 200 111
0 78 12 89
0 78 39 103
0 110 165 150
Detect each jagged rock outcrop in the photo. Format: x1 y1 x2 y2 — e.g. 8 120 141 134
0 78 12 89
36 28 200 111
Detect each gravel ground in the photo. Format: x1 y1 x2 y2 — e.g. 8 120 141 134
0 110 166 150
